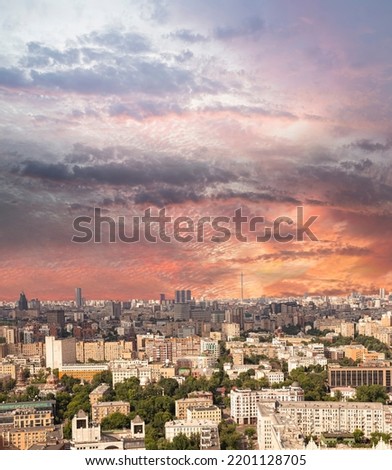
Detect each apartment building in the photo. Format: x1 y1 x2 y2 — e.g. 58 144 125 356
257 404 305 450
257 400 392 449
0 401 60 450
91 401 130 424
186 405 222 423
89 384 111 406
269 401 392 437
59 363 109 382
230 387 304 425
110 360 176 386
165 419 219 449
175 391 214 419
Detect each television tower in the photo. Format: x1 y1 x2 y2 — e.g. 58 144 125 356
241 272 244 303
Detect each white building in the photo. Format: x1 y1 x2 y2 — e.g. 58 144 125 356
257 404 305 450
255 370 285 384
330 387 356 401
110 359 149 387
165 419 219 449
200 339 220 359
287 355 327 373
259 401 392 439
45 336 76 370
230 386 304 425
71 410 145 450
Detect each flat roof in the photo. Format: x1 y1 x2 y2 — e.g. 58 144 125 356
0 401 55 413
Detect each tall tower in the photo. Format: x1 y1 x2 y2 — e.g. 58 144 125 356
175 290 191 303
18 292 28 311
240 272 244 303
75 287 82 308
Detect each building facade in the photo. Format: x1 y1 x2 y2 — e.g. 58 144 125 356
230 387 304 425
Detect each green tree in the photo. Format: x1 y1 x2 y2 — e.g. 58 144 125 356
370 432 391 445
115 377 141 401
91 371 113 389
64 384 91 420
245 427 256 439
25 385 40 400
219 421 242 450
288 366 328 401
355 385 388 404
157 378 179 397
101 412 129 430
353 429 364 444
60 374 81 393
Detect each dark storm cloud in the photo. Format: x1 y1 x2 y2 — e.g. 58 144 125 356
16 153 236 188
134 187 202 205
169 29 209 43
351 139 392 153
214 190 301 205
229 245 372 264
340 158 373 172
295 162 392 207
19 160 72 181
214 16 264 40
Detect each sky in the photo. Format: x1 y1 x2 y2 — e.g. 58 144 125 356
1 0 392 301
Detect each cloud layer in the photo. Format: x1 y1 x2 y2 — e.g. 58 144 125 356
1 0 392 300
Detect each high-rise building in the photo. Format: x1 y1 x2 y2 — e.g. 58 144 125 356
175 290 191 303
45 336 77 370
75 287 83 308
106 301 121 319
18 292 28 311
47 310 65 329
380 288 386 300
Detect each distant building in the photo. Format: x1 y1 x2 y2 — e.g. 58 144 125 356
18 292 28 311
46 310 65 330
75 288 83 308
59 363 109 382
45 336 77 370
175 290 192 304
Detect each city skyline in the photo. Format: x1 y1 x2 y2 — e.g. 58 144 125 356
1 1 392 300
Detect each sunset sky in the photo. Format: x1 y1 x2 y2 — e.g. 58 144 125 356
1 0 392 301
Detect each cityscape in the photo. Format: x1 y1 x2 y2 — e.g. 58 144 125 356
1 0 392 454
1 287 392 450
